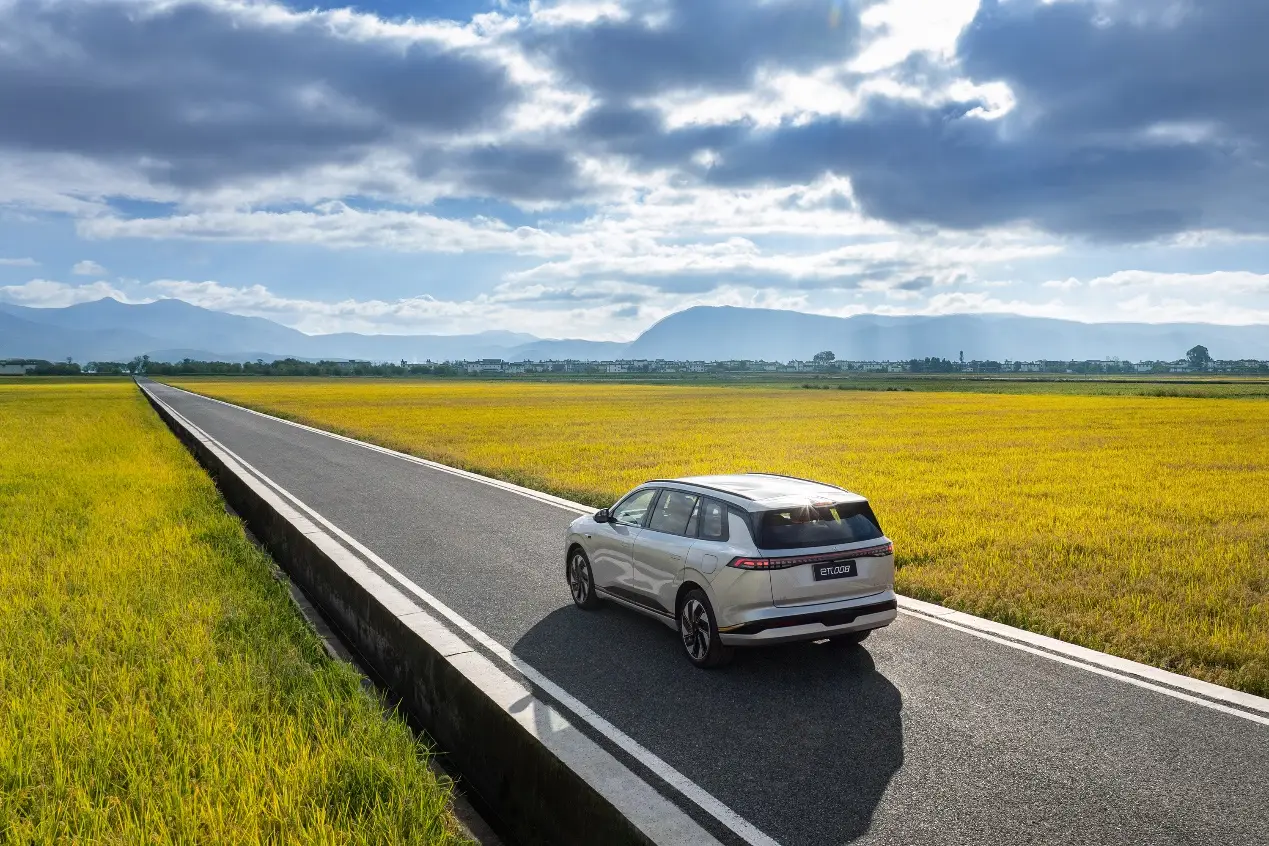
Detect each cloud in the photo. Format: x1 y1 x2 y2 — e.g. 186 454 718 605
2 0 1269 338
72 260 107 276
555 0 1269 242
4 0 1267 247
1042 278 1082 291
78 204 571 254
1084 270 1269 294
0 257 38 266
0 278 127 306
0 0 520 194
521 0 865 100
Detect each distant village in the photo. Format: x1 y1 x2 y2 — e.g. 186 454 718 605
4 345 1268 377
452 352 1268 376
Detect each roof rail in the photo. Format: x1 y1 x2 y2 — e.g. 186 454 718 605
742 471 846 491
645 479 757 501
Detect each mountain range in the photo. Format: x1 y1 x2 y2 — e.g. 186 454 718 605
0 298 625 363
1 299 1266 363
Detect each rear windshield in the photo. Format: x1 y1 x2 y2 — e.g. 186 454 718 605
757 502 884 549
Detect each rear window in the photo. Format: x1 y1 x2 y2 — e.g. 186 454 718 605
757 502 884 549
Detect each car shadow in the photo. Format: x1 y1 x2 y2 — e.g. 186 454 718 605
513 604 904 846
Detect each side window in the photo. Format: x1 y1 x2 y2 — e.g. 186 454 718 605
612 489 658 526
699 499 729 542
646 490 700 535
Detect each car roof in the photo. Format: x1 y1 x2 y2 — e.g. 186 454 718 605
645 473 867 512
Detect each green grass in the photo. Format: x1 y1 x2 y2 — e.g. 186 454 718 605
0 381 470 844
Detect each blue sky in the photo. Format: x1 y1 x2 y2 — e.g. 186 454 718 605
1 0 1268 339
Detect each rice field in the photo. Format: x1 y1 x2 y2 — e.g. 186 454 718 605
0 380 468 844
163 377 1269 697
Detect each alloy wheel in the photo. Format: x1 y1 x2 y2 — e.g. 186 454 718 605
680 598 710 661
569 552 591 605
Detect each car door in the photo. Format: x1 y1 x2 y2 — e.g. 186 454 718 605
589 488 656 590
683 497 732 581
627 489 699 614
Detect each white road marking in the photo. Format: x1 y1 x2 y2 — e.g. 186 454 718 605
149 380 1269 726
141 382 782 846
900 606 1269 727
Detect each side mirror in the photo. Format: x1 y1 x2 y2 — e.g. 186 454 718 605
594 508 611 523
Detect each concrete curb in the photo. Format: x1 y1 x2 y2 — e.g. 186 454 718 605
139 381 722 846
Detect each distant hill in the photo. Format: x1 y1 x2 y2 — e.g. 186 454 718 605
3 298 1266 364
0 297 309 356
0 298 628 363
623 306 1269 362
0 309 177 362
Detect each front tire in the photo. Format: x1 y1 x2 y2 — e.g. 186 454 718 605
566 548 601 609
678 589 732 668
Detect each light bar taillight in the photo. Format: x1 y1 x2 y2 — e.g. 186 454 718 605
728 557 774 570
727 542 893 571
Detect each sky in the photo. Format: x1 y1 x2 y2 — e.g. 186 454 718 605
1 0 1268 340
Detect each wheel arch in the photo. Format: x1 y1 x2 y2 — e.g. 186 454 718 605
675 579 706 615
566 541 586 573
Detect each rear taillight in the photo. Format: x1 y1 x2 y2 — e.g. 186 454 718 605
728 557 774 570
727 542 893 571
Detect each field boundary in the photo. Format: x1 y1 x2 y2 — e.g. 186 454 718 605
137 379 729 846
152 378 1269 721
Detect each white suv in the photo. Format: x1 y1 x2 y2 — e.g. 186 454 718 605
564 473 897 667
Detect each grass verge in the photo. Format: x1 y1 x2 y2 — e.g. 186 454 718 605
0 380 470 844
166 377 1269 697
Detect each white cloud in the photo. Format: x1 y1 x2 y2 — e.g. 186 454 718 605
73 178 1060 297
79 204 570 254
1085 270 1269 294
72 260 107 276
852 0 981 73
1042 277 1082 290
1110 294 1269 326
0 279 129 307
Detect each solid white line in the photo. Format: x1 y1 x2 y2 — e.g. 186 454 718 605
141 382 782 846
897 596 1269 717
900 606 1269 727
149 379 1269 725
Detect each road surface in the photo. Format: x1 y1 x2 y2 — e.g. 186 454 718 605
145 381 1269 846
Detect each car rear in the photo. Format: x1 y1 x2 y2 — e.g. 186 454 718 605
716 495 897 644
756 498 893 607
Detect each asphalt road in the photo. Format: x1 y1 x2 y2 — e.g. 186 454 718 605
147 382 1269 846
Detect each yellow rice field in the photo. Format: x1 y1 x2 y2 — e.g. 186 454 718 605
167 378 1269 696
0 380 467 844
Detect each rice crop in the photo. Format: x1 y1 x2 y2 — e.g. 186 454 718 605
166 377 1269 697
0 380 469 845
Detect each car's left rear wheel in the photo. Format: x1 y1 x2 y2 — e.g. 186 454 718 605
567 548 601 609
678 589 732 668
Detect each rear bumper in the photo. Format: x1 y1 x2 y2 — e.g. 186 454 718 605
718 595 898 646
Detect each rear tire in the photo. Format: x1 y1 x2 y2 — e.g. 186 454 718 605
678 589 732 669
829 629 872 646
566 548 601 610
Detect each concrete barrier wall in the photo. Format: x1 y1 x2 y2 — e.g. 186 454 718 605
140 383 681 846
